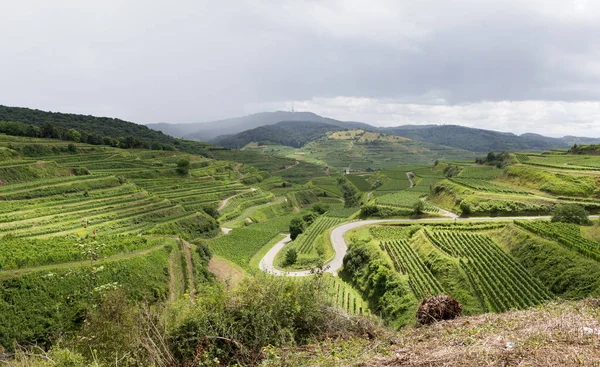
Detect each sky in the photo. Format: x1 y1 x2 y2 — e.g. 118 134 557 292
1 0 599 137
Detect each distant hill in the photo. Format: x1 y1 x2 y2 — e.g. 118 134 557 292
151 111 600 152
213 121 346 148
235 126 478 170
147 111 372 141
380 125 600 152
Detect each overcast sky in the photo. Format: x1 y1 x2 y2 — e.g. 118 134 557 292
1 0 599 136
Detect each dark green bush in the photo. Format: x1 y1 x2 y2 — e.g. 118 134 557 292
167 275 358 365
552 204 591 225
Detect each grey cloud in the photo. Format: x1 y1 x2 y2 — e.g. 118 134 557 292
0 0 599 133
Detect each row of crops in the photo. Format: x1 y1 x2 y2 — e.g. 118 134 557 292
369 225 421 241
323 275 370 315
133 178 246 212
0 235 159 270
310 176 343 197
375 191 439 212
411 167 445 194
450 178 531 195
294 216 344 254
516 153 600 171
382 240 444 299
427 230 551 312
457 165 503 180
219 189 275 221
345 174 372 191
515 221 600 261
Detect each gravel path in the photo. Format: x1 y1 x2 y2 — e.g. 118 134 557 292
406 172 415 188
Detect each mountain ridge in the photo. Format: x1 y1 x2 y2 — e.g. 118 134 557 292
149 111 600 152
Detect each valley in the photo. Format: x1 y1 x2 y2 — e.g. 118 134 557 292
1 110 600 365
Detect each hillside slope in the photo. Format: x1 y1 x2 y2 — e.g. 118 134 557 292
381 125 600 152
148 111 371 141
0 105 214 155
254 128 478 170
213 120 346 148
265 300 600 366
150 110 600 152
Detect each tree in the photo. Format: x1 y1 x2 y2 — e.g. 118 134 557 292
360 204 380 217
311 204 330 215
289 218 305 240
67 128 81 142
412 200 425 215
551 204 591 225
176 158 190 175
41 121 58 139
303 211 318 225
285 248 298 265
460 201 472 215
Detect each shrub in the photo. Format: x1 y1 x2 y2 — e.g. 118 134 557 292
302 211 318 225
552 204 591 225
167 275 362 365
311 203 330 215
342 241 417 328
285 248 298 265
290 218 305 240
412 200 425 215
176 158 190 175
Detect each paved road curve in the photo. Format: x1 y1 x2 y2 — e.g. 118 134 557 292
259 215 599 277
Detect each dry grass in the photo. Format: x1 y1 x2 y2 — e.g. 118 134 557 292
268 300 600 367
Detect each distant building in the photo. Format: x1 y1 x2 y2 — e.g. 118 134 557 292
344 168 350 174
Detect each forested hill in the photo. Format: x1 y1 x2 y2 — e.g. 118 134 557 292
150 110 600 152
380 125 600 152
0 105 213 155
148 111 372 141
213 121 346 148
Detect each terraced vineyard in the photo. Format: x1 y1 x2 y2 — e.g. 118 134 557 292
134 177 246 213
515 221 600 261
369 225 421 240
427 231 551 312
382 240 444 299
295 216 344 254
375 191 439 212
310 176 343 197
516 152 600 171
411 167 445 193
346 174 372 191
457 165 504 180
451 178 531 195
0 138 278 347
208 214 296 269
219 189 275 221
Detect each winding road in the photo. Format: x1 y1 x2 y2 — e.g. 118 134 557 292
259 214 600 277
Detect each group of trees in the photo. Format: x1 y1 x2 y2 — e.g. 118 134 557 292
475 151 511 168
569 144 600 155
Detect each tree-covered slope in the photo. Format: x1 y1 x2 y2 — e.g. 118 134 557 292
381 125 600 152
148 111 373 141
0 105 213 154
213 121 346 148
